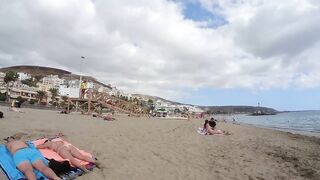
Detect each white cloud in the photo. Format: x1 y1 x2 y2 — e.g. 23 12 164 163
0 0 319 101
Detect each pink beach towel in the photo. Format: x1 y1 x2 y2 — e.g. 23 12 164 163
33 138 93 166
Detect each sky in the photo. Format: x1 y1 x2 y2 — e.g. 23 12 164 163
0 0 320 111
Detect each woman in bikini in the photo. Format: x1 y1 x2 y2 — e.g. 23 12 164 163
37 138 96 172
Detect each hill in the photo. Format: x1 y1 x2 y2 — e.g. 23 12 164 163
0 65 71 77
0 65 111 88
199 105 278 114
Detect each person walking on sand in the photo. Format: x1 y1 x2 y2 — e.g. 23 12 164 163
37 138 97 172
4 136 60 180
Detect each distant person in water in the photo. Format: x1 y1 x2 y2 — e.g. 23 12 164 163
0 111 3 118
203 119 231 135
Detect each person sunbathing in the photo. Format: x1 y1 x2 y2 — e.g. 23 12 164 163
37 138 97 172
8 106 25 113
204 120 231 135
93 113 116 121
60 107 69 114
4 136 60 180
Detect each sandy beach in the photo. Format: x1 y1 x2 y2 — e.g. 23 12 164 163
0 106 319 180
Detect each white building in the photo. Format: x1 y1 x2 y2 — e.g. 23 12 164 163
17 72 31 81
0 72 5 85
68 80 80 88
98 86 112 94
42 75 65 89
59 85 80 98
109 87 121 97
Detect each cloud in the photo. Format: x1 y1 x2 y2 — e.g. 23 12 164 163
0 0 319 101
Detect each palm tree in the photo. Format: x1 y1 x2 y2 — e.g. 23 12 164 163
4 71 19 101
36 90 48 104
49 88 59 105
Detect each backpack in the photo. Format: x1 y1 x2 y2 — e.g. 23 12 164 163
47 158 72 175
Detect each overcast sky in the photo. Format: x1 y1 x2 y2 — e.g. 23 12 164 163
0 0 320 110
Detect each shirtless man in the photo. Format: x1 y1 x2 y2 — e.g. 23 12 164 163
37 138 96 172
4 136 60 180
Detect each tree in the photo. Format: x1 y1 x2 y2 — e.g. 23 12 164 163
16 96 26 103
49 88 59 105
21 78 38 87
33 75 43 82
4 71 19 101
0 92 6 101
36 90 48 104
147 99 153 105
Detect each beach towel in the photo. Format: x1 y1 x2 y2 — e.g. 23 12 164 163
0 142 48 180
33 138 96 179
197 127 207 135
197 128 225 136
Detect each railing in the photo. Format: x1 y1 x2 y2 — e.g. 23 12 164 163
94 93 149 115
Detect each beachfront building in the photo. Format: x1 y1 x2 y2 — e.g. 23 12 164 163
37 83 54 92
109 87 121 97
98 86 112 94
41 75 65 89
7 82 38 101
8 87 37 101
59 85 80 98
186 105 204 118
0 72 5 86
0 75 37 101
17 72 31 81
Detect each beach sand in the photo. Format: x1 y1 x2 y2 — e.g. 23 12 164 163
0 106 319 180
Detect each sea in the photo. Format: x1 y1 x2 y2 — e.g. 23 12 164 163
223 111 320 137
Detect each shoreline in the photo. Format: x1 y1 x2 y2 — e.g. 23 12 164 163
1 107 320 180
214 113 320 138
234 121 320 138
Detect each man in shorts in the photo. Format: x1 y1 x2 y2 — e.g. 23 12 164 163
5 136 60 180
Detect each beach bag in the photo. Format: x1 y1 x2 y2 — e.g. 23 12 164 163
47 159 71 175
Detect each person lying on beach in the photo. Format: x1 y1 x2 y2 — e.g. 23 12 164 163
4 136 60 180
93 113 116 121
60 107 69 114
37 138 97 172
8 107 25 113
203 120 231 135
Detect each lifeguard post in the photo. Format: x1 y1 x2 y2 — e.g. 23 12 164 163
67 80 149 116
